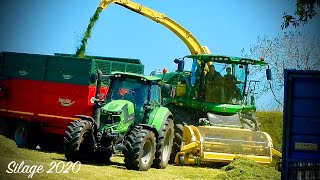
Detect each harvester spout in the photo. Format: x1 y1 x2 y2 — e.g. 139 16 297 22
99 0 116 9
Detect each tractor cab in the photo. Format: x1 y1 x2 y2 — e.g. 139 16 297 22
102 72 163 132
65 72 174 171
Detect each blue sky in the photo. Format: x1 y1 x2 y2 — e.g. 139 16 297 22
1 0 319 109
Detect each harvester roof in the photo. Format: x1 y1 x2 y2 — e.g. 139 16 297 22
186 54 268 66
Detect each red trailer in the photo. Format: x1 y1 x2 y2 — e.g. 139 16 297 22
0 51 144 149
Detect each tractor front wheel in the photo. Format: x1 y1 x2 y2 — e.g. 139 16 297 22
64 120 94 163
123 126 156 171
152 118 174 169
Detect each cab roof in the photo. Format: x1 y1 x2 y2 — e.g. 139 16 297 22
186 54 268 66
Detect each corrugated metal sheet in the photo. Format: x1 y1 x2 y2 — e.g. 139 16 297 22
282 69 320 180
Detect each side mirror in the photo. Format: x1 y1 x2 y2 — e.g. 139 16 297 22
266 68 272 80
174 58 185 72
90 73 97 84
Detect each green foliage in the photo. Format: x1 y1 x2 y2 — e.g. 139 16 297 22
256 111 283 151
282 0 320 29
76 7 103 57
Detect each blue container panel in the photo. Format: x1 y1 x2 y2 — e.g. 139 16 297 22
292 99 320 117
289 134 320 160
293 78 320 99
291 117 320 135
282 70 320 180
288 76 320 161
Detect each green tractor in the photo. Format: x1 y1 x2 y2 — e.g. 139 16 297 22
154 54 275 162
64 71 174 171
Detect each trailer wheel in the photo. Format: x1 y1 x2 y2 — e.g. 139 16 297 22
14 122 37 149
64 120 94 163
152 118 174 169
123 126 156 171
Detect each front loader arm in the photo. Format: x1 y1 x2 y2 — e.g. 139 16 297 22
99 0 210 55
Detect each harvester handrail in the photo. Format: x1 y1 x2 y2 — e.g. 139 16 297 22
98 0 210 55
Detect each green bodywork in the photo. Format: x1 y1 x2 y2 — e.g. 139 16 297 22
148 107 172 131
99 72 171 134
100 100 135 134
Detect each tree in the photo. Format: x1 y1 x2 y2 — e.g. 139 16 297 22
242 31 320 109
282 0 320 29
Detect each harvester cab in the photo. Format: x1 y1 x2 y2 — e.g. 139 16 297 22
157 54 281 166
169 54 271 107
64 71 174 171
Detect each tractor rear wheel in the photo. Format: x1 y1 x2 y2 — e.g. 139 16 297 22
152 118 174 169
64 120 94 163
123 126 156 171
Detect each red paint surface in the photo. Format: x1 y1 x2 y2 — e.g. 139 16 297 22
0 78 107 136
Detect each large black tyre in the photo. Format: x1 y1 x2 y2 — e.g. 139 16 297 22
123 126 156 171
170 122 184 162
14 122 37 149
64 120 94 162
152 118 174 169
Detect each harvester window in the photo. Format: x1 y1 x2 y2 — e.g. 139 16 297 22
224 67 241 103
205 64 223 102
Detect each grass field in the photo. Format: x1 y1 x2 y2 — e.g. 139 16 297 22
0 111 282 180
256 111 283 151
